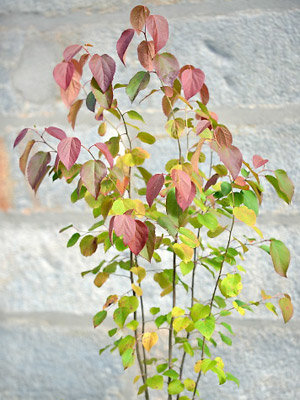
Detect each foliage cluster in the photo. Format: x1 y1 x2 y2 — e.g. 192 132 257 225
14 5 294 399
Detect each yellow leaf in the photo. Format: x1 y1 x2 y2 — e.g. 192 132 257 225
130 266 146 283
233 206 256 227
173 243 193 262
171 307 185 317
133 375 141 384
132 283 143 296
233 301 245 315
194 360 202 373
160 285 173 297
261 289 272 300
253 226 263 238
173 317 191 332
215 357 224 369
142 332 158 352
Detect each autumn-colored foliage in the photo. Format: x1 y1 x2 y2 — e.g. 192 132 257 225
14 4 294 399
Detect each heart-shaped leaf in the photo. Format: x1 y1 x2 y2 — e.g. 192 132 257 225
95 142 114 168
126 71 150 102
146 173 164 207
181 65 205 100
89 54 116 93
153 52 180 86
130 5 150 34
137 40 155 71
27 151 51 193
63 44 82 62
57 137 81 170
128 220 149 255
53 61 75 90
146 15 169 53
80 159 107 199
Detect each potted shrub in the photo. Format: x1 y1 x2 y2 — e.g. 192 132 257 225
14 5 294 399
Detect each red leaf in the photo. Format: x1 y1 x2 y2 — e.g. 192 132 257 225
196 120 210 135
130 5 150 34
114 214 136 246
80 160 107 199
57 137 81 170
128 220 149 255
234 176 247 187
171 169 191 204
146 15 169 53
204 173 219 191
153 52 180 87
45 126 67 140
175 181 196 211
215 126 232 147
146 173 164 207
63 44 82 62
137 40 155 71
13 128 29 148
60 60 82 108
89 54 116 93
94 142 114 168
181 65 205 100
200 83 209 105
116 29 135 65
53 61 74 90
215 144 243 180
27 151 51 193
253 154 269 169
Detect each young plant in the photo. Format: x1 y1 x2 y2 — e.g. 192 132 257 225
14 4 294 399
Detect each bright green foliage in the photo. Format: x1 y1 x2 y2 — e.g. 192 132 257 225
13 4 295 400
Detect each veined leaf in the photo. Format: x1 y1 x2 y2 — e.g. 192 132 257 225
270 239 290 277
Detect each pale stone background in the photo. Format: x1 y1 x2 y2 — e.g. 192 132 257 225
0 0 299 399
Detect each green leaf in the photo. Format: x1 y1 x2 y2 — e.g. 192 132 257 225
126 110 145 122
279 295 293 323
163 369 179 379
226 372 240 387
190 303 210 322
219 274 242 298
173 317 191 333
179 261 194 276
93 310 107 328
221 182 232 196
122 348 135 369
214 296 226 308
168 380 184 395
194 315 215 340
137 131 156 144
155 315 167 328
59 224 73 233
79 235 98 256
220 322 234 334
119 296 139 313
165 118 185 139
242 190 259 216
265 302 278 316
94 272 109 288
184 378 196 392
275 169 294 204
219 332 232 346
265 175 290 204
150 307 160 315
156 363 168 373
86 91 96 112
146 375 163 390
126 320 139 331
126 71 150 102
197 212 218 231
183 341 194 357
157 214 178 238
118 335 135 356
67 232 80 247
211 365 227 385
270 239 290 277
113 307 130 328
108 328 117 337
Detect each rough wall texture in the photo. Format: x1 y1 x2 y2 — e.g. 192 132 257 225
0 0 299 399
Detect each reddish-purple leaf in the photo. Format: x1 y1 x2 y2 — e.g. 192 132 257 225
139 221 155 261
215 144 243 180
153 53 180 87
53 61 75 90
253 154 269 169
13 128 29 148
196 120 211 135
89 54 116 93
146 173 164 207
80 159 107 199
26 151 51 193
171 169 191 205
45 126 67 140
94 142 114 169
63 44 82 62
146 15 169 53
128 220 149 255
114 214 136 246
137 40 155 71
181 66 205 100
57 137 81 170
215 126 232 147
200 83 209 105
130 5 150 34
204 173 219 191
54 153 60 170
60 59 82 108
175 181 196 211
116 29 135 65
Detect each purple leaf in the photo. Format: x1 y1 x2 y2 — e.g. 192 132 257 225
63 44 82 62
116 29 135 65
153 53 180 87
94 142 114 169
128 220 149 255
53 61 75 90
26 151 51 193
181 66 205 100
146 173 164 207
204 173 219 191
45 126 67 140
146 15 169 53
57 137 81 170
13 128 29 148
89 54 116 93
80 159 107 199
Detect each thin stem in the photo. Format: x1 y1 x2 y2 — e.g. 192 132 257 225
168 247 177 400
192 210 235 400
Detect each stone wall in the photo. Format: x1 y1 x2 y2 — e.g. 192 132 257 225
0 0 299 399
